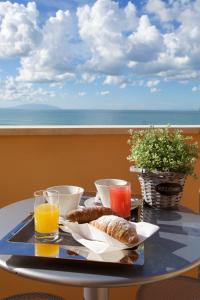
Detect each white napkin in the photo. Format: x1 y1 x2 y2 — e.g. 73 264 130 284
60 221 159 254
62 244 138 263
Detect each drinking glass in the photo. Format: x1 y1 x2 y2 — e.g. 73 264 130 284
34 190 59 241
35 243 59 258
109 182 131 218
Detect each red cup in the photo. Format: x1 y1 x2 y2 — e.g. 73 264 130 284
109 182 131 218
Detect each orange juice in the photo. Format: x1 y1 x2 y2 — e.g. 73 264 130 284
34 203 59 234
35 243 59 257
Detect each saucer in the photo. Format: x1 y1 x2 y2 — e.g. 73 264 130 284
84 197 141 210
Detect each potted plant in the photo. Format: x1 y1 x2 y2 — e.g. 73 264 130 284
127 127 199 208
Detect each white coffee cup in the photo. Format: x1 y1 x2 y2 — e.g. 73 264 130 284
47 185 84 216
95 179 128 208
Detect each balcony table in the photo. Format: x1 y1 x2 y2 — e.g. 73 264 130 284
0 198 200 300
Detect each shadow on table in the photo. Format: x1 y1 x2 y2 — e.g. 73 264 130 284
6 254 145 279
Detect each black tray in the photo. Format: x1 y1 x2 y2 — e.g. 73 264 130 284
0 212 144 266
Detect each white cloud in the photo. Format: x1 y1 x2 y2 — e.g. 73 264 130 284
127 15 163 62
78 91 86 96
192 86 200 92
49 82 65 89
145 0 192 23
0 2 41 58
120 83 127 89
146 79 160 88
77 0 138 74
127 61 138 68
146 79 160 92
146 0 172 22
17 9 81 82
150 86 160 93
0 76 55 102
104 75 126 85
144 0 200 81
1 0 200 92
82 73 96 82
99 90 110 96
104 75 131 88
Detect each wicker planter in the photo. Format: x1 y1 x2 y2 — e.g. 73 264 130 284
130 166 186 208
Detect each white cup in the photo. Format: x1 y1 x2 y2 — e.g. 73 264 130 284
47 185 84 216
95 179 128 208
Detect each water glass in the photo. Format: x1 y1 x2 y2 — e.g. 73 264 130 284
109 182 131 218
34 190 59 241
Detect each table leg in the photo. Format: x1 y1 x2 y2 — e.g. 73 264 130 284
83 287 109 300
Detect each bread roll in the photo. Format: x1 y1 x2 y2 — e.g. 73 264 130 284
90 215 139 245
66 206 115 223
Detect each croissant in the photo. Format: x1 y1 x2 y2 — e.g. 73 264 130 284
120 251 139 264
66 206 115 223
90 215 139 245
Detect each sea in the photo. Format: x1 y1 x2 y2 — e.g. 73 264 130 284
0 109 199 125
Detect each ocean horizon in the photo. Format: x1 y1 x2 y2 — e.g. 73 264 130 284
0 108 199 125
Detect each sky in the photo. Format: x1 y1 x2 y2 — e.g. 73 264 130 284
0 0 200 110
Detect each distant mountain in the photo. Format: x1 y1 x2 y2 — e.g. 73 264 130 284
11 104 62 110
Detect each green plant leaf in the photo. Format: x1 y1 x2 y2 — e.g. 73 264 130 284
127 127 199 176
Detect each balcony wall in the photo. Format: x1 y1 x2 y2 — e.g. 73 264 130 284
0 126 199 299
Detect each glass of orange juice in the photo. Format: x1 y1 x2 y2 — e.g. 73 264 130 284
35 243 59 258
34 190 59 241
